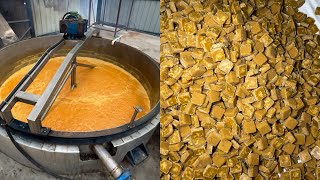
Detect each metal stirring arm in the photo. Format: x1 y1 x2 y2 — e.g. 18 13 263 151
0 28 98 134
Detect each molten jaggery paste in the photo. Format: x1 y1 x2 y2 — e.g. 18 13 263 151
0 57 151 132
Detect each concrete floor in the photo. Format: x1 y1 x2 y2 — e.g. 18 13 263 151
0 27 160 180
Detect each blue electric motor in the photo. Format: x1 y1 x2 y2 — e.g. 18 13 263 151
59 11 88 40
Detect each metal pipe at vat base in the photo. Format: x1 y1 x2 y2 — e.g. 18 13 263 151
92 144 131 180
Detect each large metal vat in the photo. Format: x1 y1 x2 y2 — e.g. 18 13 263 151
0 35 160 174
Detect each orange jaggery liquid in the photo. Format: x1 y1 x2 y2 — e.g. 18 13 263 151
0 57 150 132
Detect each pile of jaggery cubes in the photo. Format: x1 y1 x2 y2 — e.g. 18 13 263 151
160 0 320 179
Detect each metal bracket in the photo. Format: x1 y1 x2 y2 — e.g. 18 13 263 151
128 106 143 128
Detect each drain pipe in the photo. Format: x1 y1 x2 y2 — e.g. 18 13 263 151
92 144 131 180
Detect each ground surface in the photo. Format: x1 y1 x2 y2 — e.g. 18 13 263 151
0 28 160 180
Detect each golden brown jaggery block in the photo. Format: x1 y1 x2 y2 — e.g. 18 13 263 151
170 162 182 177
256 121 271 135
189 64 206 77
242 104 255 118
294 133 305 145
161 124 173 138
165 96 178 107
210 105 225 120
212 153 226 167
191 127 204 139
189 84 202 94
223 83 236 98
266 107 276 118
240 43 252 57
168 130 181 144
290 168 301 180
169 142 183 152
203 165 218 178
210 47 226 62
182 167 194 180
284 132 296 144
179 114 192 126
201 38 213 52
244 76 258 90
279 155 291 167
239 146 251 159
226 71 240 85
252 86 267 101
234 27 246 42
161 84 174 100
263 97 274 110
214 10 229 25
189 11 203 23
191 92 206 106
193 153 212 168
226 157 237 168
282 143 295 155
217 59 234 74
177 92 190 105
232 13 244 25
259 33 273 47
206 130 221 146
179 52 195 68
254 109 267 120
247 153 260 166
253 52 268 66
180 126 191 139
216 166 229 178
311 146 320 160
168 151 181 162
206 27 221 39
243 120 257 134
217 140 232 153
183 102 197 115
160 141 169 155
265 45 276 59
224 108 238 118
248 166 258 177
180 151 191 164
284 116 298 130
257 137 268 151
250 21 261 34
160 114 174 127
160 159 173 174
298 149 312 163
261 146 275 159
169 65 184 80
219 128 233 140
279 106 291 120
307 105 319 117
235 64 247 78
207 90 220 103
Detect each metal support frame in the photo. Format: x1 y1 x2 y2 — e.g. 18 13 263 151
126 0 135 31
95 0 123 37
0 28 97 134
7 19 30 24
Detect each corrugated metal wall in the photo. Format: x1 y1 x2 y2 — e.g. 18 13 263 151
97 0 160 34
31 0 96 36
31 0 159 36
